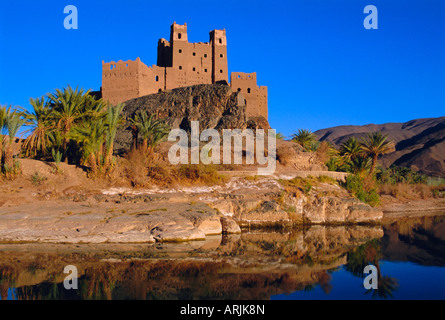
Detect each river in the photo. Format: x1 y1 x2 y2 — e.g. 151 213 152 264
1 213 444 300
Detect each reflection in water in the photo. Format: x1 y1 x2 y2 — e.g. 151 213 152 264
345 239 399 299
0 215 444 300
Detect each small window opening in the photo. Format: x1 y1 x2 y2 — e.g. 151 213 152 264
193 52 196 56
219 38 222 44
155 76 159 82
179 49 182 53
247 88 251 93
179 66 182 70
178 33 182 39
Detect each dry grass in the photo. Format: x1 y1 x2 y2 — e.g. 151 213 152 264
276 142 302 166
278 177 313 196
176 164 228 186
378 182 436 200
119 148 227 187
315 141 331 164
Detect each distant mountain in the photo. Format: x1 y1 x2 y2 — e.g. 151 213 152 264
314 116 445 177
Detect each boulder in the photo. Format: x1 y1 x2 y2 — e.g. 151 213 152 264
220 216 241 234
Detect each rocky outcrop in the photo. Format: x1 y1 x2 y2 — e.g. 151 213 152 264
114 84 270 154
220 216 241 234
210 194 383 227
0 200 240 244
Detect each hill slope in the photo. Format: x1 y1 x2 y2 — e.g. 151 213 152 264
314 117 445 177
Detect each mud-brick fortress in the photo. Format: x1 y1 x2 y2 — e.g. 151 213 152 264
101 22 268 119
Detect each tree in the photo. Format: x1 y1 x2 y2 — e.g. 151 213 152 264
340 137 363 161
4 109 27 169
290 129 316 151
104 103 124 168
129 111 169 152
360 132 394 176
0 105 10 165
22 96 54 158
47 85 90 163
346 240 399 299
275 132 286 140
348 155 372 174
69 120 106 176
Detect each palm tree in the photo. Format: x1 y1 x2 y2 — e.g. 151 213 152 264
348 155 372 174
82 94 108 122
70 120 106 176
22 96 54 158
365 274 399 299
4 109 27 169
290 129 316 151
47 85 90 163
346 240 399 299
0 105 7 131
104 103 124 167
0 105 10 165
360 132 394 176
340 137 363 161
129 111 169 152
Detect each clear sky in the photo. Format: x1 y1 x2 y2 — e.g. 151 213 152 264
0 0 444 136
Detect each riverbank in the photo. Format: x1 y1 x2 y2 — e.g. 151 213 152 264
0 158 443 243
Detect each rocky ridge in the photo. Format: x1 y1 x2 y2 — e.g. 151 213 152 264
114 84 270 155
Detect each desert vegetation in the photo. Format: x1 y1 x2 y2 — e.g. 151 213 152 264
0 86 169 178
290 129 445 206
0 85 230 187
2 87 125 177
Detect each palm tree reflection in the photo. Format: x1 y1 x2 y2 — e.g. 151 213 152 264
345 239 399 299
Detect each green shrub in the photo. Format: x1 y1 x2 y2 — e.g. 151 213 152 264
30 171 47 186
1 160 21 179
376 166 428 184
343 174 380 207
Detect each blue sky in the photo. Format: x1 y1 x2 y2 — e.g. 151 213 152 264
0 0 444 136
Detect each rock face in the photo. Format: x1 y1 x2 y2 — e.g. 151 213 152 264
0 201 229 244
210 194 383 227
114 84 270 154
220 216 242 234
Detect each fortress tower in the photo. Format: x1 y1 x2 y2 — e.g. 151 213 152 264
102 22 267 119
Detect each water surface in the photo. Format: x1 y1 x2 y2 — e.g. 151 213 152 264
1 214 444 300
